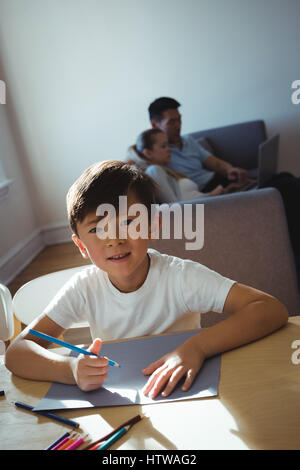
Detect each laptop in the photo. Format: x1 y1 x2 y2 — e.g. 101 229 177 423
239 134 279 191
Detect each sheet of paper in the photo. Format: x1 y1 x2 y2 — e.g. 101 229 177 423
34 330 221 411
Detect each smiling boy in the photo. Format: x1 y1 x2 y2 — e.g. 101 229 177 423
72 189 152 294
5 160 288 397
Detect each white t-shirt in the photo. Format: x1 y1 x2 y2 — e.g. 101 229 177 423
44 249 235 341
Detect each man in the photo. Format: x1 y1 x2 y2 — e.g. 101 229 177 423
148 97 250 193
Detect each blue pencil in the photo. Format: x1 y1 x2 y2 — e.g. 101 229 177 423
15 401 79 428
45 431 70 450
29 329 120 367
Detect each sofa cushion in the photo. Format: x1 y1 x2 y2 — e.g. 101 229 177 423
188 120 266 170
197 137 215 155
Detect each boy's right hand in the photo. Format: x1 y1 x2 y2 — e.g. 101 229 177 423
70 338 109 391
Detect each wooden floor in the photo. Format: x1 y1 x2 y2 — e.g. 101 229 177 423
7 242 91 340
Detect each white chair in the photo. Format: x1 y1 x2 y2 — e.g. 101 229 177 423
0 283 14 352
12 266 92 344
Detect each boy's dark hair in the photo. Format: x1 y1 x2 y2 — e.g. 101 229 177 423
148 97 181 122
67 160 157 236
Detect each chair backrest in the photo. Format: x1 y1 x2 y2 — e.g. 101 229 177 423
13 266 87 326
0 283 14 342
149 188 300 326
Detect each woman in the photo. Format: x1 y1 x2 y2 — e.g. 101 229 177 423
130 128 226 203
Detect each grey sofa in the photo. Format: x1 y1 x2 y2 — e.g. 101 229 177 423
188 119 267 171
126 120 268 178
125 120 300 324
149 188 300 327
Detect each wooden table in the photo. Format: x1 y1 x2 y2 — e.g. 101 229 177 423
1 317 300 450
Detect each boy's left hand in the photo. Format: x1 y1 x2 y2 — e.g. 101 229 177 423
142 337 206 399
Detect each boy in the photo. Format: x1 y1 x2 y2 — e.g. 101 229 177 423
5 161 288 398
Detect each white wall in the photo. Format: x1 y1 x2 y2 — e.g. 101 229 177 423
0 0 300 277
0 87 40 283
0 103 37 248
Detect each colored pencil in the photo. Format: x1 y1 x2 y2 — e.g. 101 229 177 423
45 431 70 450
57 433 78 450
96 425 131 450
51 433 76 450
29 329 120 367
83 414 142 450
65 434 88 450
15 401 79 428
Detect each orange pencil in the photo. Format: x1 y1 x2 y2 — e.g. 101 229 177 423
51 433 73 450
57 432 78 450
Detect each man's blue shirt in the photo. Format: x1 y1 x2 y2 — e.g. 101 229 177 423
167 135 214 190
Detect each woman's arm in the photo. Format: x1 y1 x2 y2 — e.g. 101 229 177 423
145 165 180 202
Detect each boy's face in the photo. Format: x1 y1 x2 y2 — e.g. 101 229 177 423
72 191 158 293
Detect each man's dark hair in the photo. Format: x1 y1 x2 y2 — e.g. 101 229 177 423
148 97 181 122
67 160 157 236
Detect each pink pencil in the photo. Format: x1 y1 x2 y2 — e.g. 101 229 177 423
52 432 77 450
65 434 88 450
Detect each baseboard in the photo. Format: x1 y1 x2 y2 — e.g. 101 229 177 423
0 222 72 286
0 228 44 285
41 222 72 246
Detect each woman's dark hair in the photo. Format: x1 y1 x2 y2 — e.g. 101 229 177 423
135 128 164 154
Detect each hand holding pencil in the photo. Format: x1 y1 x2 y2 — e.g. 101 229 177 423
28 329 119 392
70 338 109 392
